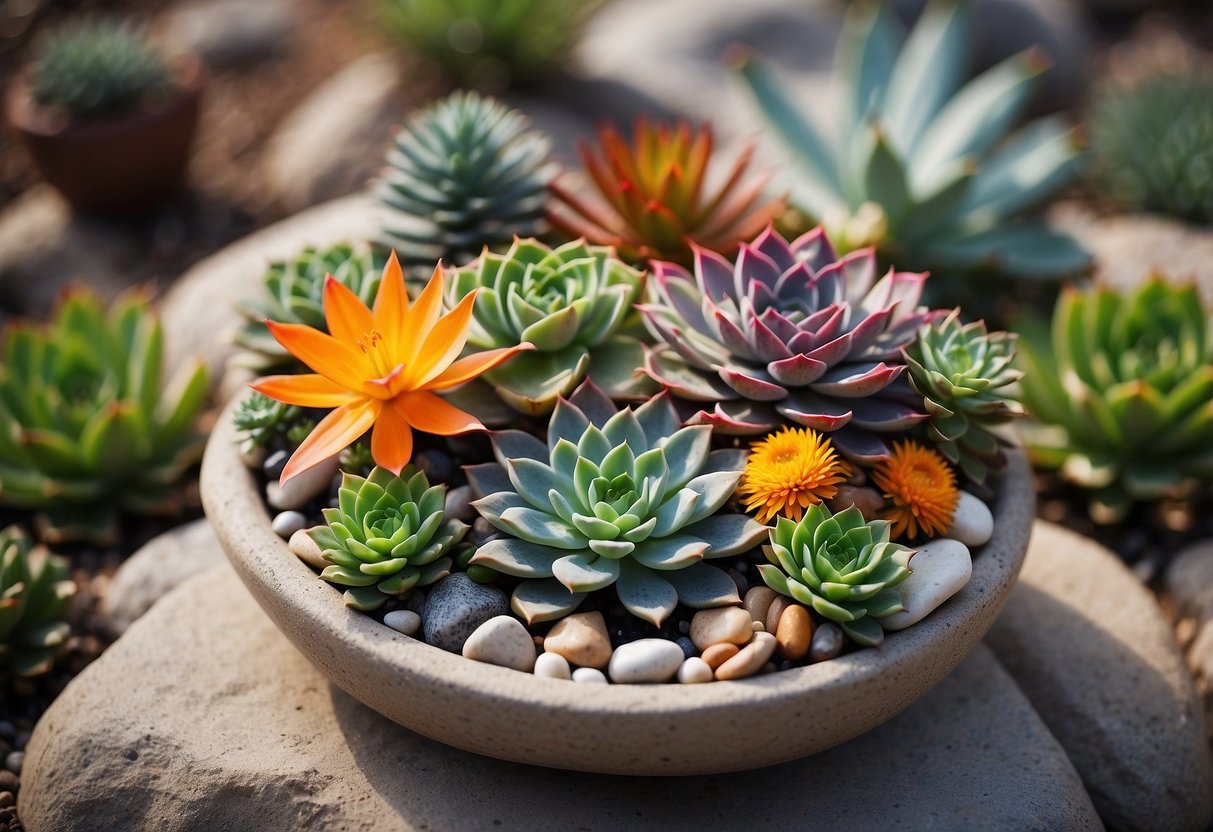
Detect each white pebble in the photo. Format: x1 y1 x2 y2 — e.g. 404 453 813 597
383 610 421 636
534 651 572 680
462 615 537 672
882 539 973 631
288 528 328 570
677 657 713 684
271 510 308 539
608 638 685 684
267 455 339 510
947 491 994 547
572 667 608 684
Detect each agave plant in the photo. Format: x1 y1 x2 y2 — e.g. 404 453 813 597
467 382 768 625
0 290 208 543
0 526 75 678
233 243 384 372
1017 277 1213 517
30 17 172 118
548 119 782 266
736 1 1088 281
759 504 913 647
376 92 554 270
640 225 937 461
1090 70 1213 224
905 311 1023 483
447 238 654 414
308 466 468 610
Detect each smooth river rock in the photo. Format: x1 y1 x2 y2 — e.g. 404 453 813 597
542 611 612 669
1165 538 1213 628
986 521 1213 832
18 564 1102 831
881 539 973 631
689 606 753 650
607 639 685 684
462 615 537 673
946 492 994 548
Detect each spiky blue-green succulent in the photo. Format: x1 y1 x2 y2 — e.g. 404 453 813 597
0 526 75 678
736 0 1089 282
231 391 314 455
447 238 654 415
308 466 467 611
467 382 768 625
759 504 913 647
31 17 173 118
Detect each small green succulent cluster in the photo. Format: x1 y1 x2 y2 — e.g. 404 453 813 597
448 238 654 415
0 290 208 543
376 92 554 271
0 526 75 678
30 17 173 119
759 504 913 647
1090 71 1213 225
232 392 315 455
234 243 385 372
737 1 1088 282
905 311 1024 484
1017 277 1213 517
379 0 599 89
309 466 468 610
468 382 768 625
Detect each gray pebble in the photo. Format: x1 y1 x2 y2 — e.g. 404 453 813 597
415 449 455 483
263 449 288 480
809 621 844 663
471 518 497 543
383 610 421 636
3 751 19 775
270 510 308 539
676 636 698 659
402 589 426 614
421 574 508 653
0 791 12 808
444 485 475 523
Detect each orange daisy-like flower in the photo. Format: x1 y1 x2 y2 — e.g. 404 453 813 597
736 426 849 524
251 253 531 484
871 440 960 541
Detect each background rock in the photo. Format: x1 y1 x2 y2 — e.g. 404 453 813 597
164 0 296 69
1165 539 1213 628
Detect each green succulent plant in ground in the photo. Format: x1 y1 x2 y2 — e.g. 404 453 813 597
376 92 554 271
0 525 75 678
379 0 601 89
30 17 173 119
447 238 654 415
905 311 1023 484
233 243 385 372
759 504 913 647
309 466 467 610
1017 277 1213 518
0 290 208 544
1090 70 1213 225
736 0 1088 282
467 382 768 625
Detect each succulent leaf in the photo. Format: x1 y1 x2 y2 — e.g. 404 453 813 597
0 526 75 678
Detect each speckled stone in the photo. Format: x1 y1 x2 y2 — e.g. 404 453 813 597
421 574 509 654
462 616 537 673
715 632 777 681
765 596 792 635
986 521 1213 832
882 539 973 632
542 611 612 669
689 606 753 650
16 566 1102 831
947 492 994 548
742 586 778 625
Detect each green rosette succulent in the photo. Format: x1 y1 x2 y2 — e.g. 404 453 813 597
467 382 768 625
1017 277 1213 517
231 391 314 456
234 243 384 372
759 504 913 647
905 311 1024 484
448 238 655 415
0 290 208 544
736 0 1088 282
308 466 467 611
0 526 75 678
376 92 554 270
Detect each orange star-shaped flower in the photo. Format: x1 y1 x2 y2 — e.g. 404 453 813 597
251 253 530 484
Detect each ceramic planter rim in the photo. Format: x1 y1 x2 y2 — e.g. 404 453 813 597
202 391 1034 774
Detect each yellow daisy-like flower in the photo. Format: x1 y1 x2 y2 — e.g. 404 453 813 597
737 427 849 524
871 440 959 541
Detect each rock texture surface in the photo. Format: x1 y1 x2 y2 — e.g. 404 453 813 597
21 564 1102 831
986 521 1213 832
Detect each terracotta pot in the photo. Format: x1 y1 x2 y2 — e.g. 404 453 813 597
201 393 1034 775
5 59 204 215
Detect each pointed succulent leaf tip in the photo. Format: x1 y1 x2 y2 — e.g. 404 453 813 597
0 525 75 678
1017 275 1213 520
467 381 755 625
643 225 932 458
251 254 530 485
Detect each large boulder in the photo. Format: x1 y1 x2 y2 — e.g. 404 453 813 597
986 521 1213 832
20 564 1101 831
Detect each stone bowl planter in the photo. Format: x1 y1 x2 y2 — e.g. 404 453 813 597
201 395 1035 776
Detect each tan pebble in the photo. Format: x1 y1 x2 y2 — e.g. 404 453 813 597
700 642 740 670
742 586 778 625
766 596 792 636
715 632 778 681
776 604 813 661
826 485 884 519
689 606 753 651
752 621 765 632
543 611 612 669
288 528 327 570
677 657 713 684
